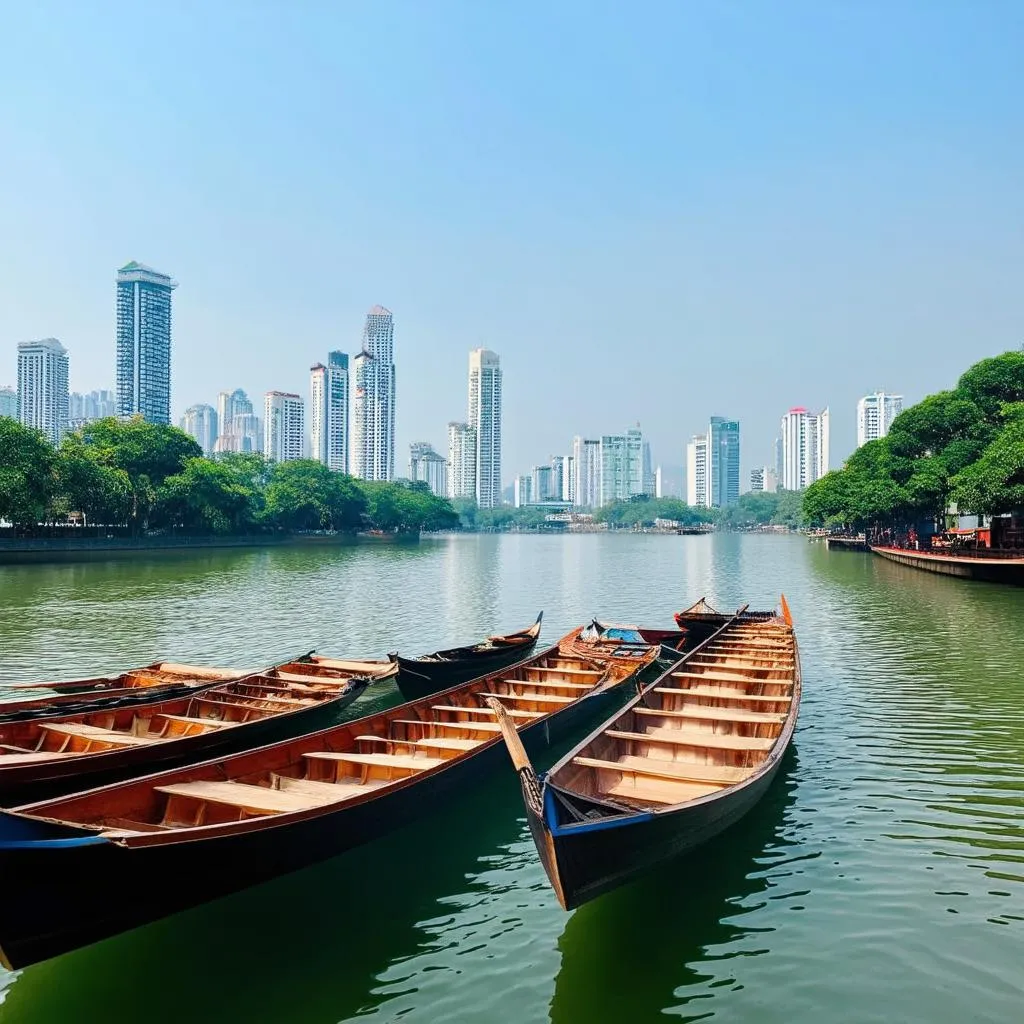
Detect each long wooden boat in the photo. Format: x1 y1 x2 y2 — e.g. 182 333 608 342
490 601 800 910
0 630 657 970
391 613 544 699
672 596 778 635
0 671 369 806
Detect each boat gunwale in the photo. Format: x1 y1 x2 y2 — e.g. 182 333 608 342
395 613 543 668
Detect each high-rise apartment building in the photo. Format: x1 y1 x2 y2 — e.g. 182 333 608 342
857 391 903 448
409 442 448 496
655 464 684 499
514 475 533 508
572 437 601 508
708 416 741 508
599 428 644 505
468 348 502 508
311 351 350 473
0 386 16 419
642 441 655 496
180 404 218 455
552 454 575 502
750 467 778 493
17 338 69 444
214 389 261 454
447 422 477 500
69 389 117 427
532 465 555 502
264 392 304 463
351 306 396 481
780 407 830 490
115 261 175 423
687 434 709 507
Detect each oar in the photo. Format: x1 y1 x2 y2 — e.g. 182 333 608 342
484 697 544 814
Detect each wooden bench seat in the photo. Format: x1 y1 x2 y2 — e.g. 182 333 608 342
667 686 793 704
303 751 446 772
572 754 750 786
498 679 593 692
155 714 236 730
635 705 787 725
271 774 388 800
670 670 791 685
482 691 574 706
355 734 480 753
605 728 776 752
524 667 602 677
430 704 543 720
38 723 157 747
155 780 329 815
394 718 502 734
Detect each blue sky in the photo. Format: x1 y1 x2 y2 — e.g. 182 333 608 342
1 1 1022 483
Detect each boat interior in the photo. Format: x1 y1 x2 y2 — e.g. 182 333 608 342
549 619 798 813
0 675 348 767
6 662 243 694
274 655 397 682
18 645 638 835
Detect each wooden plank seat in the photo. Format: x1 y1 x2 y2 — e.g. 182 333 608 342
155 714 236 730
524 667 602 677
669 686 793 704
394 717 502 735
605 728 776 752
302 751 446 776
430 704 544 720
355 734 480 753
271 774 389 799
635 705 787 725
497 679 593 692
482 691 575 706
572 754 750 786
38 723 157 747
691 654 794 666
155 780 332 815
671 670 791 685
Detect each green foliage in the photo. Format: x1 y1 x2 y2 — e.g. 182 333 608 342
54 433 132 525
156 458 262 534
0 418 57 526
360 480 459 533
951 404 1024 515
263 461 367 531
594 496 712 528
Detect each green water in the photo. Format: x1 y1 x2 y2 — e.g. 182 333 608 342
0 534 1022 1023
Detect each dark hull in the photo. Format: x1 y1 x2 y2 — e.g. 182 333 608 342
871 545 1024 586
0 682 213 723
529 753 789 910
0 683 619 970
395 639 540 700
0 685 366 807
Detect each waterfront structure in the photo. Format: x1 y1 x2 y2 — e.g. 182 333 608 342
180 404 218 455
468 348 502 508
686 434 708 507
17 338 68 444
514 475 533 508
599 428 644 505
857 391 903 448
750 467 778 493
115 261 175 423
351 306 396 481
311 352 350 472
0 386 16 419
655 464 684 499
409 441 448 496
708 416 741 508
447 422 477 500
264 392 304 463
572 437 601 508
780 407 830 490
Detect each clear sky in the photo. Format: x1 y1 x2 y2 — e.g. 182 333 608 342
1 1 1021 484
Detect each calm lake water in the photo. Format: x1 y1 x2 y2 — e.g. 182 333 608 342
0 533 1022 1023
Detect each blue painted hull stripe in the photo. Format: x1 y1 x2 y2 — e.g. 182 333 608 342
544 785 653 836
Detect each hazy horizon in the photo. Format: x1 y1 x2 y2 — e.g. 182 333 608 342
1 2 1021 484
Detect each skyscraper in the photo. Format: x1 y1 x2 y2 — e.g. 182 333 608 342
264 392 305 463
857 392 903 447
599 428 644 504
642 441 655 496
0 386 16 419
409 442 448 496
447 422 477 499
351 306 396 481
214 389 261 454
532 465 555 501
115 261 176 423
514 475 533 507
311 352 350 472
572 437 601 507
686 434 708 507
468 348 502 508
180 404 218 455
708 416 741 508
17 338 68 444
69 389 117 428
780 407 830 490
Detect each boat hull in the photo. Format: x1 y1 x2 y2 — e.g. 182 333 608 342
394 640 541 700
528 753 789 911
0 683 620 970
871 545 1024 585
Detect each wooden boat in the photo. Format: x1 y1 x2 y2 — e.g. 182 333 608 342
672 597 779 640
391 613 544 699
490 600 800 910
0 671 369 806
275 653 399 685
0 630 657 970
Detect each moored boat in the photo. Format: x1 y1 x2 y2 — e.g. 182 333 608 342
0 629 656 970
0 670 369 806
391 613 544 699
490 601 800 910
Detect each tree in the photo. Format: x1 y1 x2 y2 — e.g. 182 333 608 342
54 434 132 526
956 352 1024 420
155 458 263 534
360 481 459 532
952 405 1024 515
263 461 366 531
0 419 57 527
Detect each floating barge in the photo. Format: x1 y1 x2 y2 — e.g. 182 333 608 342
871 545 1024 585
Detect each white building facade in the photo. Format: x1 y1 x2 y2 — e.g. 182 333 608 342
686 434 708 507
447 421 477 500
857 391 903 448
311 351 350 472
180 404 218 455
468 348 502 508
599 428 644 505
264 391 305 463
409 442 448 496
0 386 16 419
17 338 69 444
351 306 396 481
780 407 830 490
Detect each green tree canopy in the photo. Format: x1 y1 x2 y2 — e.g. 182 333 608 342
263 461 367 531
0 418 57 526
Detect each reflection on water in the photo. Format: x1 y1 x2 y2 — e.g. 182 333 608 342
1 535 1024 1023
